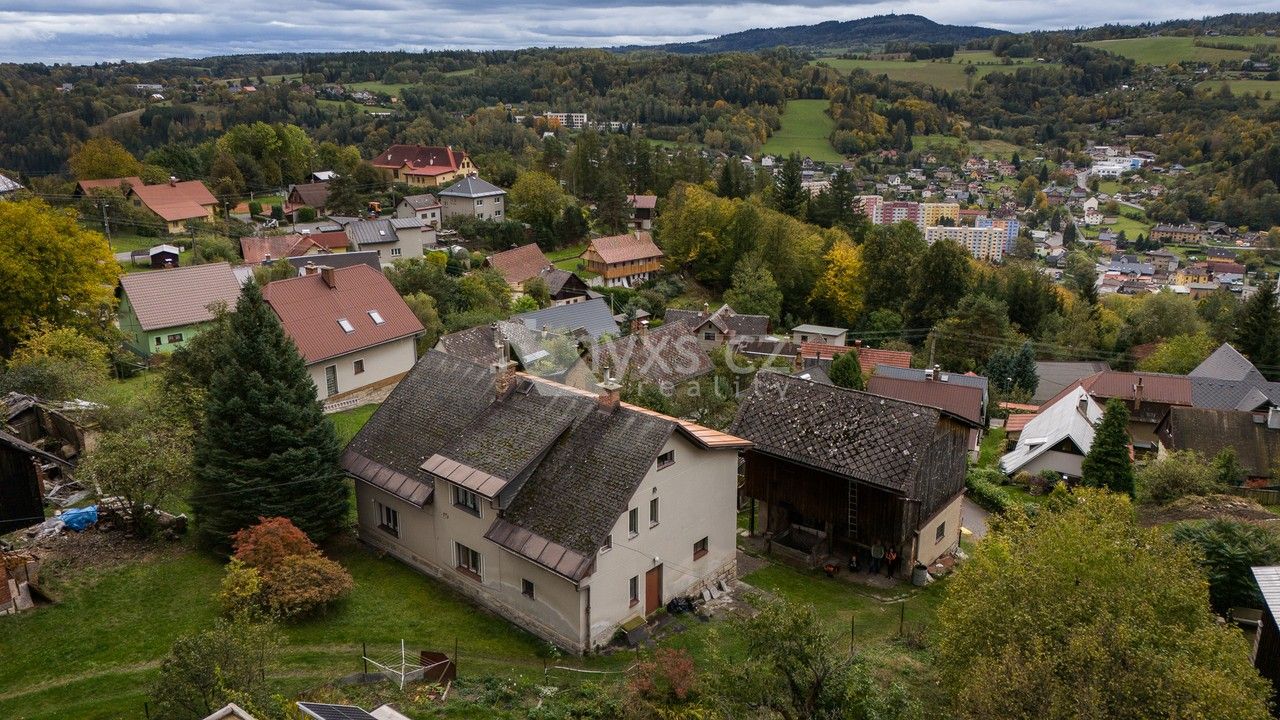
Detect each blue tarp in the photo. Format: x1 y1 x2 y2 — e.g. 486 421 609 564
61 505 97 531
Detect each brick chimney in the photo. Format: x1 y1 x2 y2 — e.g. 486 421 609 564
598 369 622 413
303 261 319 276
854 339 863 348
320 266 336 289
492 323 517 401
932 364 942 381
1133 376 1144 410
637 319 649 337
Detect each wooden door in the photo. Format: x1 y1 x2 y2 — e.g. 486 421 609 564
645 565 663 615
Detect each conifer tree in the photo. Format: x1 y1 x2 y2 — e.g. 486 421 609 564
829 350 865 390
773 153 806 218
191 281 348 550
1082 399 1135 496
1237 276 1280 378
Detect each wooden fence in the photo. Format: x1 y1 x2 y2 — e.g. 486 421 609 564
1231 487 1280 505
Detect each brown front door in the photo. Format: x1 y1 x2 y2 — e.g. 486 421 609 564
645 565 663 615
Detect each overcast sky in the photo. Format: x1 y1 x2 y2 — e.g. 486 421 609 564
0 1 1274 65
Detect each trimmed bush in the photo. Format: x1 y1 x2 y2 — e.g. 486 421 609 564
248 201 263 216
265 553 354 619
966 467 1012 513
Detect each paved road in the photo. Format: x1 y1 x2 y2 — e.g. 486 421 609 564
961 496 989 541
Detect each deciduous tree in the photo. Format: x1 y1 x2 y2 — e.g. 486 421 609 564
69 137 142 180
937 490 1271 720
723 255 783 323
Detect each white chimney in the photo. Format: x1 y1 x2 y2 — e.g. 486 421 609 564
1269 407 1280 430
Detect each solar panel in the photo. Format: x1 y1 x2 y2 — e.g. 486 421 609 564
296 703 378 720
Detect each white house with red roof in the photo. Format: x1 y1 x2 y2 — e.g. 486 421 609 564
263 264 424 401
371 144 477 188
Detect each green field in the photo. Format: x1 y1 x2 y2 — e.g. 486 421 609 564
814 52 1058 92
1079 36 1264 64
761 98 842 163
911 134 1023 160
346 80 413 96
1195 79 1280 103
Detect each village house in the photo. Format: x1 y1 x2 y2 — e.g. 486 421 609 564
1156 407 1280 484
288 252 380 276
535 268 594 305
664 304 770 351
438 176 507 221
797 341 912 377
342 217 432 265
484 243 552 290
1040 371 1192 452
239 233 330 265
730 373 975 573
264 265 423 401
117 262 242 357
395 193 443 228
591 321 713 392
792 324 847 346
371 145 477 188
583 231 663 288
627 194 658 230
127 178 219 234
1000 387 1105 481
284 181 331 219
0 173 22 199
1150 224 1203 244
867 366 989 451
343 350 749 652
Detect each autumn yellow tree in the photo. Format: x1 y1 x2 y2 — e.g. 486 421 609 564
68 137 142 180
0 199 119 353
810 239 865 327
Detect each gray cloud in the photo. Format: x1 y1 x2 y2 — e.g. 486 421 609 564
0 0 1272 64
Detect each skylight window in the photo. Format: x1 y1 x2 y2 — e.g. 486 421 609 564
337 318 355 333
368 310 385 325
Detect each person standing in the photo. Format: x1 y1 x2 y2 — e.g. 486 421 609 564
884 546 898 578
870 540 885 574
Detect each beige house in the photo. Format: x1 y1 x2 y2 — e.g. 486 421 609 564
395 193 443 228
344 351 750 652
438 176 507 221
127 178 218 234
343 218 433 266
263 265 424 401
372 145 477 188
664 304 770 352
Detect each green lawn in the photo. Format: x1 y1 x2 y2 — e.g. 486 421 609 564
106 232 158 254
443 68 477 77
761 99 842 163
329 404 379 444
1195 79 1280 103
813 54 1058 92
545 244 586 262
317 99 396 114
977 428 1006 469
1078 36 1262 64
118 250 195 274
346 80 412 96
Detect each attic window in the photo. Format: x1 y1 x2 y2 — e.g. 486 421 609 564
337 318 355 333
368 310 386 325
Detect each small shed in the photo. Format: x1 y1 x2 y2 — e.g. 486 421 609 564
148 244 181 268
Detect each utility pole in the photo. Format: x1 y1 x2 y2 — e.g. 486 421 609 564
100 201 111 240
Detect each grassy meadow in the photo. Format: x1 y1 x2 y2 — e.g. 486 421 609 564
761 98 842 163
1078 36 1266 64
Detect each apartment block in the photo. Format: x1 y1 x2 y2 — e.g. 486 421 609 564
925 225 1006 262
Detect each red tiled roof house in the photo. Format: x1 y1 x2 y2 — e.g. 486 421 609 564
263 264 424 401
584 231 663 288
127 178 219 234
371 145 477 188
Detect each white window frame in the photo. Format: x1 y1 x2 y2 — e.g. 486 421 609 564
649 497 660 527
368 310 386 325
390 247 402 257
377 501 399 537
628 507 638 537
628 575 639 606
337 318 355 333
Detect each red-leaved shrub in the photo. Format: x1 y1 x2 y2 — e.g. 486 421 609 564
232 516 318 567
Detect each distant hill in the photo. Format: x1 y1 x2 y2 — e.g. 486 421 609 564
620 14 1008 54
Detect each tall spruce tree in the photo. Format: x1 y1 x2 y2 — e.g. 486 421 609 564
829 350 865 390
773 153 806 218
191 281 347 550
1082 399 1135 496
1236 276 1280 378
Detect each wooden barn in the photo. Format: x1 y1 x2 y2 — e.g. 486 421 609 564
729 373 976 573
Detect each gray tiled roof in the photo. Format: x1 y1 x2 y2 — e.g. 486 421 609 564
666 304 769 338
438 176 506 199
1033 361 1111 405
874 365 989 394
343 352 496 504
344 349 682 580
345 219 399 245
593 321 713 388
729 372 948 496
1190 343 1265 383
512 297 618 340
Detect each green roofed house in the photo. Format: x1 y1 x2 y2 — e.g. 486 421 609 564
117 262 242 357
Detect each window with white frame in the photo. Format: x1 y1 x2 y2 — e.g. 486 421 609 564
337 318 355 333
628 508 638 536
602 534 612 552
455 542 482 577
368 310 386 325
649 497 660 527
390 247 402 257
454 485 480 516
628 575 639 606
